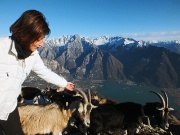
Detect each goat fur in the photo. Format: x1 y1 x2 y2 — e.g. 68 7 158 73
89 102 144 135
18 103 71 135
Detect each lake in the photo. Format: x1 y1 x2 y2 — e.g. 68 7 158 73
93 81 180 111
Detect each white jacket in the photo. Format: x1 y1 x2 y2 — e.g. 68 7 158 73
0 37 67 120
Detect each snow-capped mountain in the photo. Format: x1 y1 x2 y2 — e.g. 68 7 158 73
37 34 180 88
46 35 180 54
45 35 76 47
147 40 180 54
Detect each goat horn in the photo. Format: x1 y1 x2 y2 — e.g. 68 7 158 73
88 89 91 104
161 91 168 108
150 91 165 110
75 88 88 104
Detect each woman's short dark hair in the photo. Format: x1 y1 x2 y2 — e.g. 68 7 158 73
10 10 50 48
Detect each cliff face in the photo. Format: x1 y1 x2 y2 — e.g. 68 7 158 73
38 35 126 81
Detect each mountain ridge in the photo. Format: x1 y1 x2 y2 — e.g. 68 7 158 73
24 34 180 88
46 35 180 54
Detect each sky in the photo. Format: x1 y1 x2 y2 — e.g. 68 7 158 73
0 0 180 41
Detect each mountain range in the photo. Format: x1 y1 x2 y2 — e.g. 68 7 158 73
24 35 180 89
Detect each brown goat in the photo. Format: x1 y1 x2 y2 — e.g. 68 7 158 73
18 88 96 135
18 103 71 135
91 91 119 105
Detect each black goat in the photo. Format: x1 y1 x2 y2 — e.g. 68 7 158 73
143 90 174 130
88 102 144 135
18 86 49 104
45 87 85 108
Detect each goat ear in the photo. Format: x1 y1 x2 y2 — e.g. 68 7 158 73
56 87 64 92
71 108 76 113
67 109 72 117
66 102 68 107
78 104 84 113
91 104 98 109
168 107 174 111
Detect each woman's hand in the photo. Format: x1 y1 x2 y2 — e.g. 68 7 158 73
65 82 75 91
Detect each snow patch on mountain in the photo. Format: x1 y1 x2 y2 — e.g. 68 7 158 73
45 35 75 47
45 35 180 53
92 36 111 45
124 38 135 45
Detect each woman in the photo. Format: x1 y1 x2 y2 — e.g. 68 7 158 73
0 10 74 135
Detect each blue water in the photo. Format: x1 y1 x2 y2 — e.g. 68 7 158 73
93 81 180 111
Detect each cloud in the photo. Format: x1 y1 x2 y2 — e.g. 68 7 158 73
119 31 180 41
